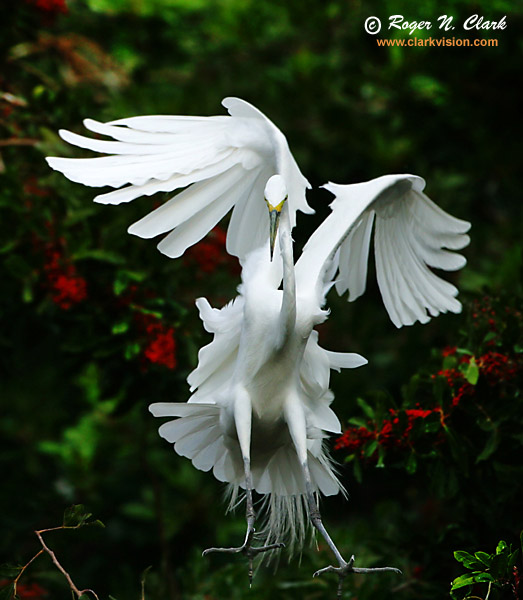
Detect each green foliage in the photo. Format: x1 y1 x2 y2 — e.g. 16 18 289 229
62 504 105 529
451 536 522 599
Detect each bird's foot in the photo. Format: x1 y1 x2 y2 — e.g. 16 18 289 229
313 555 401 599
203 528 284 585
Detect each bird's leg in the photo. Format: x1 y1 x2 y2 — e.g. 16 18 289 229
203 391 284 583
203 457 284 583
285 398 400 598
301 462 401 598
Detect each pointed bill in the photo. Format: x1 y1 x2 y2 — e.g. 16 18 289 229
267 199 285 260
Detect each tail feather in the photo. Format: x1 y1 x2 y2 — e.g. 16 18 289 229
150 401 344 554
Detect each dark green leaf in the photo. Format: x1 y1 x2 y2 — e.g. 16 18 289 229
124 342 141 360
63 504 92 527
443 355 457 369
356 397 375 419
472 572 495 583
348 417 368 428
364 439 378 458
376 445 385 468
483 331 498 343
0 564 23 578
453 551 483 570
406 451 417 474
476 430 499 463
90 519 106 528
508 549 520 572
444 426 469 474
474 551 492 567
464 358 480 385
112 322 129 335
450 574 476 590
490 551 509 580
73 249 125 264
3 255 32 280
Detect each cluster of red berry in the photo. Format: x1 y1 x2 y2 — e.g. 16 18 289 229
184 226 239 275
335 407 436 453
336 331 520 457
42 238 87 310
25 0 67 15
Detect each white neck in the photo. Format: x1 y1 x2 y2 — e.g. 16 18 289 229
276 204 296 346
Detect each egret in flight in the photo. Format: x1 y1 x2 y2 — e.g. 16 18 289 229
46 99 471 597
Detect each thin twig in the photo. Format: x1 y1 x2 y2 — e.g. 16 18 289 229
13 549 45 596
485 581 492 600
0 138 40 147
35 528 100 600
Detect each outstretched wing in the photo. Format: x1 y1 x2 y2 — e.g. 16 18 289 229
295 174 471 328
46 97 311 260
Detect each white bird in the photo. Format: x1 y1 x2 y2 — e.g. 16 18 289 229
46 98 312 261
149 173 470 596
45 100 471 596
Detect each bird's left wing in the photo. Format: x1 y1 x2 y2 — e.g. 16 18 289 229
295 175 471 328
46 98 311 261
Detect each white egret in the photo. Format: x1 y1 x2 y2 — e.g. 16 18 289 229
46 98 311 260
46 99 471 596
149 174 470 596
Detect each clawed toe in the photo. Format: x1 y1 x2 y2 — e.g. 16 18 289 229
313 555 401 599
202 541 284 558
203 531 285 585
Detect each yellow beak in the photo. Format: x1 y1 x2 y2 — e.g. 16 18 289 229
267 199 286 261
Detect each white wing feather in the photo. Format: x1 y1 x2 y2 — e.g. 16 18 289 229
46 97 312 260
295 174 471 328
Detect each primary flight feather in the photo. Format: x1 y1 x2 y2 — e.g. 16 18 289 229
296 174 471 327
46 98 311 260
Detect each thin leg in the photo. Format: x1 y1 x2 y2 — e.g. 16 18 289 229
301 463 401 598
203 389 284 583
284 397 400 599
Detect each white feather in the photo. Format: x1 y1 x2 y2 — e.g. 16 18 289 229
296 174 470 328
46 97 312 260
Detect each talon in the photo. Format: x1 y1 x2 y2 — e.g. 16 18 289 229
313 555 401 597
203 532 285 584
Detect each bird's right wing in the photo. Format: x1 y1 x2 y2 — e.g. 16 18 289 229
46 98 311 261
295 175 471 328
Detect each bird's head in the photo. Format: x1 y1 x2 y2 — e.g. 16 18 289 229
264 174 288 260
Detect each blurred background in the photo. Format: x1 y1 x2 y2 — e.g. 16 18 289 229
0 0 521 599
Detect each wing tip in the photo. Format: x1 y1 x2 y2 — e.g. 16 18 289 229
149 403 163 417
45 156 57 170
157 236 184 259
58 128 73 142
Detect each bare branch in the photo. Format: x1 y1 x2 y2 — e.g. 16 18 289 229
13 549 45 596
0 138 40 147
35 528 100 600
